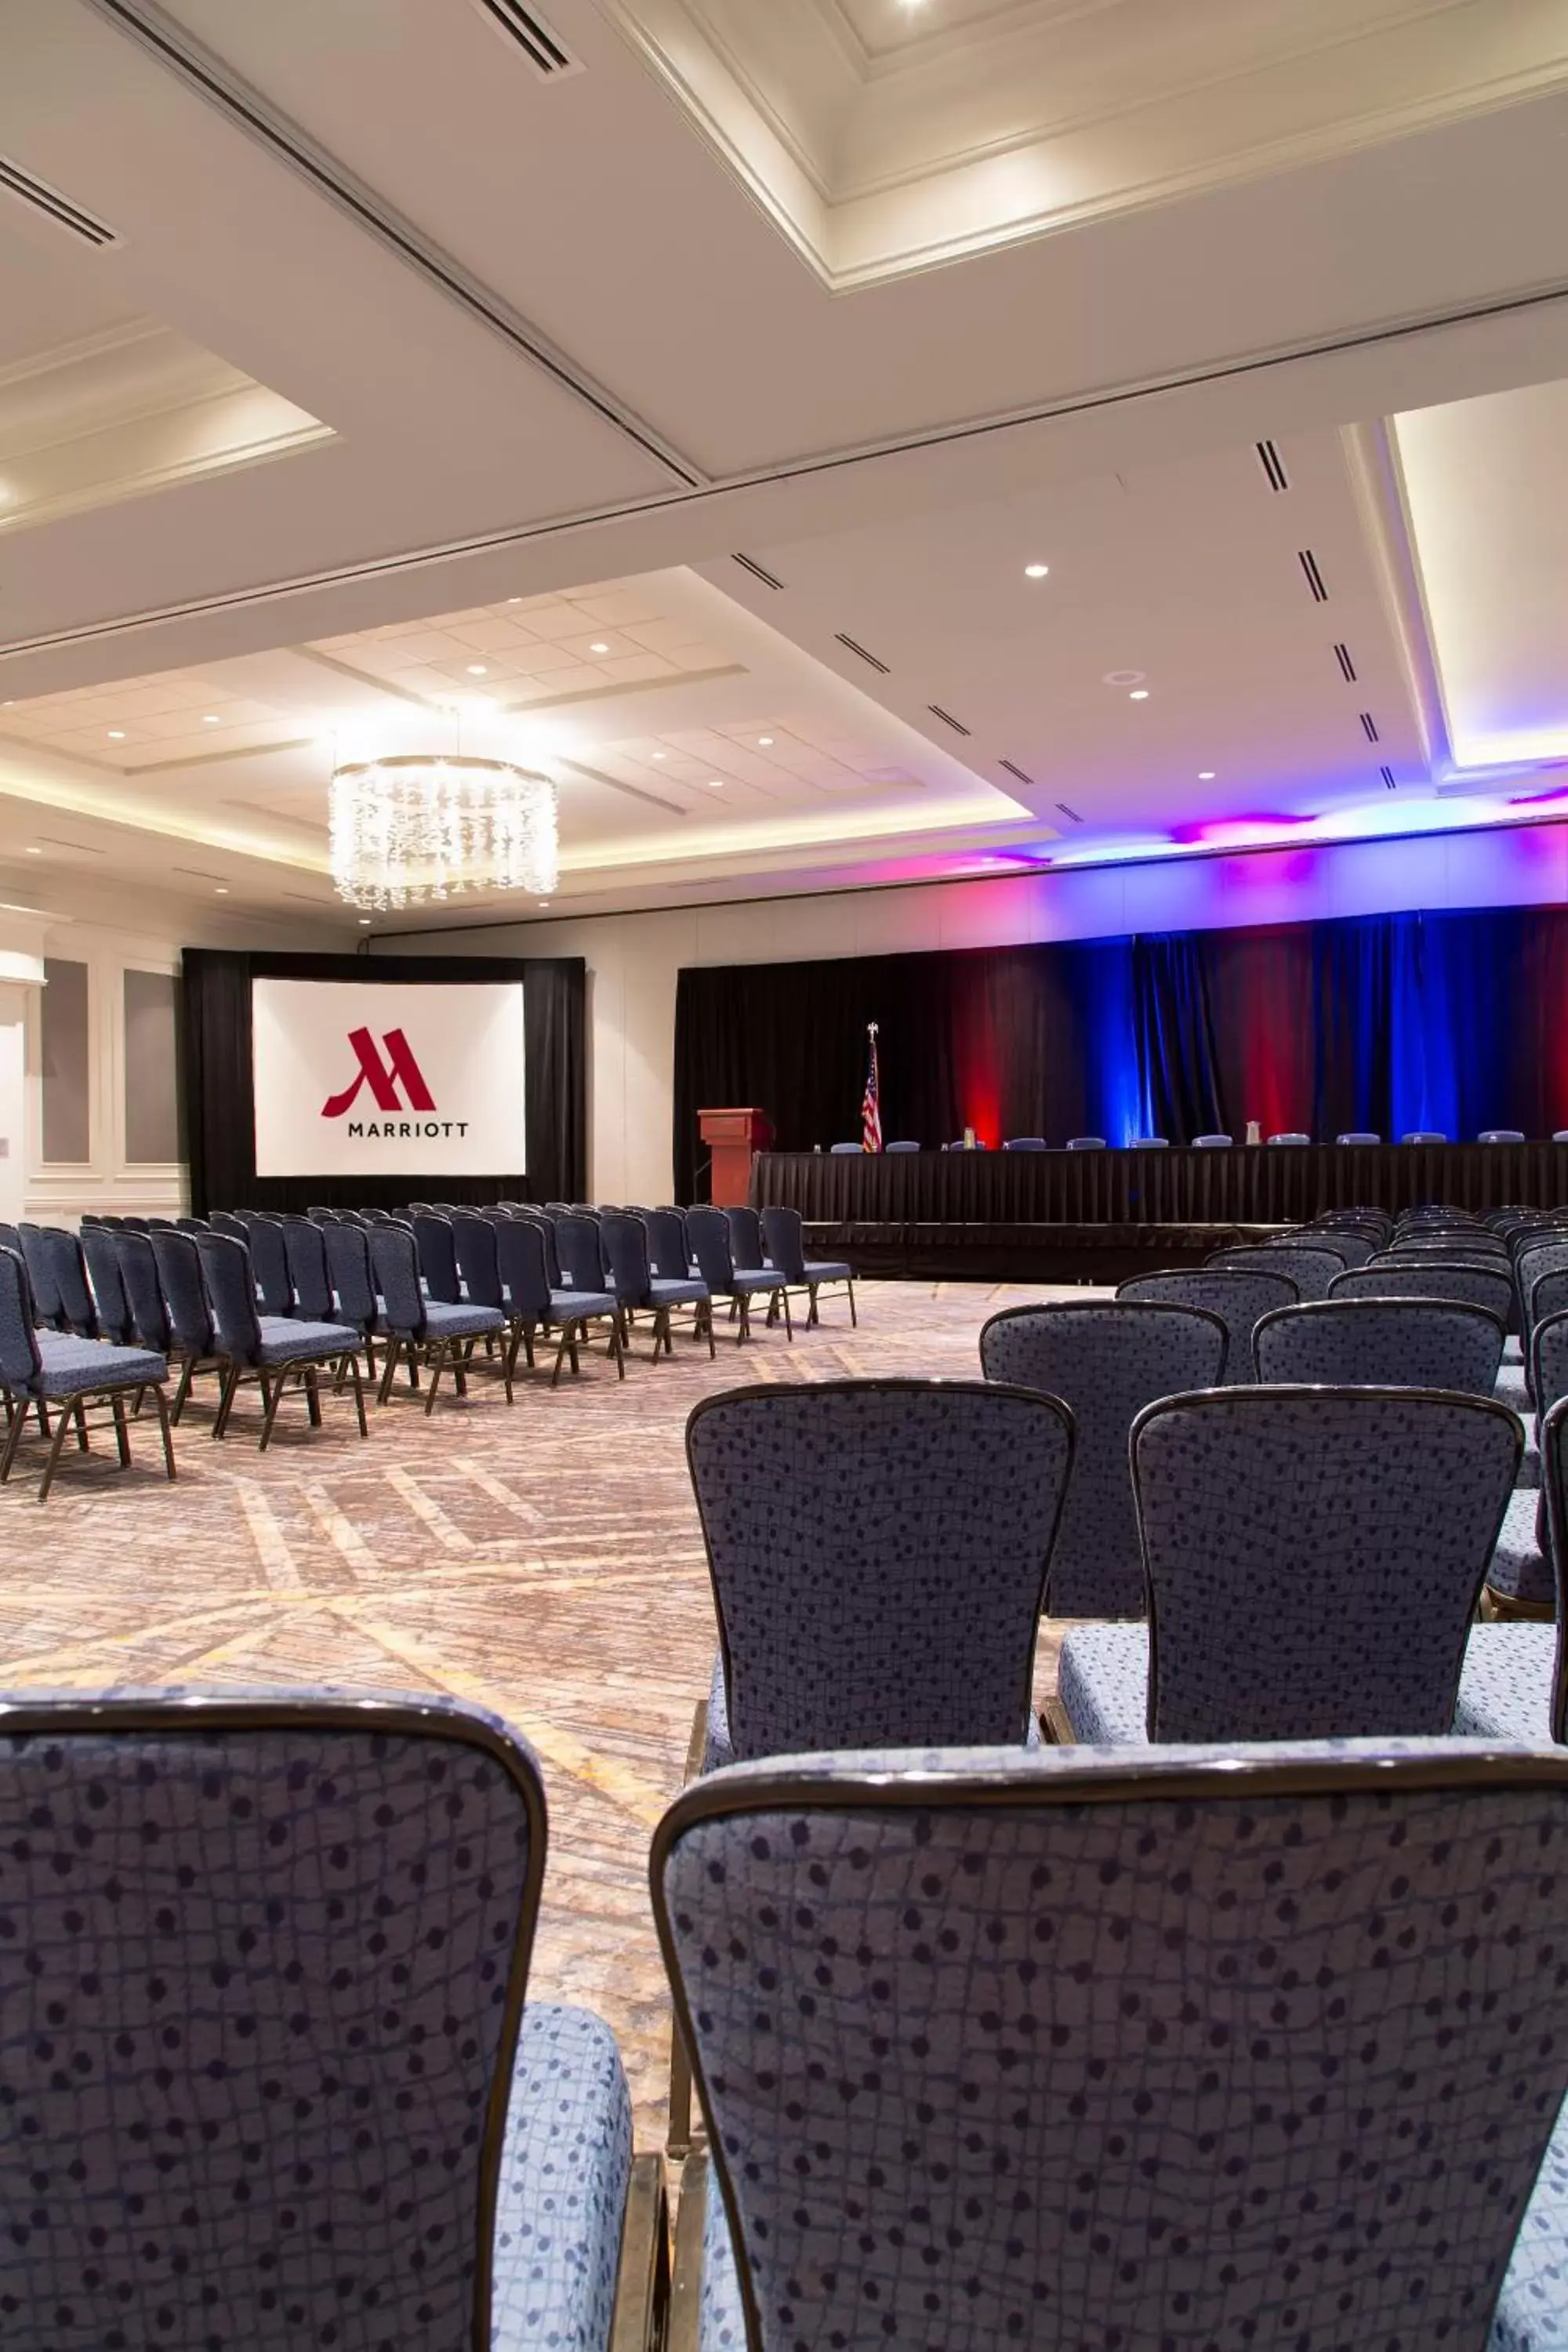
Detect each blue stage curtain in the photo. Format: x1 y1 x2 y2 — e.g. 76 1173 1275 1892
1132 934 1226 1142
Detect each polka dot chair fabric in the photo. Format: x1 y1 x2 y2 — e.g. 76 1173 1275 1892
1450 1622 1559 1743
978 1304 1227 1617
1115 1269 1294 1384
1130 1388 1522 1741
1206 1242 1345 1300
1331 1259 1516 1326
0 1689 631 2351
687 1381 1072 1766
1253 1297 1506 1397
654 1740 1568 2352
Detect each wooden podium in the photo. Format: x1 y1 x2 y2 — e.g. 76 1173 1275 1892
700 1105 774 1206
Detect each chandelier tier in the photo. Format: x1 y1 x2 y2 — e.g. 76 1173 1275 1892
330 752 558 912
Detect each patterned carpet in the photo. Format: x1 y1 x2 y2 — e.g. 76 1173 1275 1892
0 1278 1076 2149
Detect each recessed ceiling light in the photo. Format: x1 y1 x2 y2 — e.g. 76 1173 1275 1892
23 845 40 855
1024 563 1050 579
466 664 488 677
201 713 220 724
708 779 724 789
1129 689 1150 701
107 729 125 740
506 597 522 604
651 750 666 760
590 641 611 655
358 916 372 926
1198 769 1215 779
214 886 229 895
537 898 550 907
757 735 774 746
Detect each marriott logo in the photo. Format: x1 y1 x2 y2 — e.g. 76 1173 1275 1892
321 1027 470 1138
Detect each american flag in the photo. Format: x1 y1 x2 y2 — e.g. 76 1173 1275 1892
861 1022 883 1152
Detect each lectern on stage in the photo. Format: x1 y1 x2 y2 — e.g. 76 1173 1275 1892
700 1105 775 1206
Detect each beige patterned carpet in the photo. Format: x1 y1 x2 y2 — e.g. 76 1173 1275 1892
0 1278 1076 2148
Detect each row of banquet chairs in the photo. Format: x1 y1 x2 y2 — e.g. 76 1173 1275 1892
831 1127 1568 1149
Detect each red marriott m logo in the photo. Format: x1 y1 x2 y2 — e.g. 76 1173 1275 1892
321 1027 437 1118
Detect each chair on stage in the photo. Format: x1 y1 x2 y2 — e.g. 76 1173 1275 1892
980 1301 1226 1615
1065 1135 1105 1149
1117 1267 1294 1383
1268 1130 1312 1144
829 1141 862 1154
1481 1128 1527 1143
884 1138 920 1152
1336 1130 1382 1144
1130 1134 1169 1147
1001 1136 1047 1150
1056 1386 1520 1746
1192 1132 1232 1147
1402 1129 1449 1143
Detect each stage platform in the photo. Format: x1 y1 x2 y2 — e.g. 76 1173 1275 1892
797 1221 1276 1286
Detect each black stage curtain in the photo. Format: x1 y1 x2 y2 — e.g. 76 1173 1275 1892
181 950 584 1213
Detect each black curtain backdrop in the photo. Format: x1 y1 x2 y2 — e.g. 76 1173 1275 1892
181 951 584 1213
673 902 1568 1200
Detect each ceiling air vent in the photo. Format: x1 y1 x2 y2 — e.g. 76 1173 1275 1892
1256 439 1289 492
732 552 785 591
1381 765 1398 790
1334 641 1357 683
1298 550 1329 603
0 156 114 247
835 633 890 675
1055 801 1084 825
927 703 971 737
1359 711 1380 743
998 758 1033 786
470 0 583 78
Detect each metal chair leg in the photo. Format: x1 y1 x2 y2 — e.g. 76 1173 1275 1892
345 1352 368 1439
170 1355 197 1424
848 1276 858 1327
0 1394 29 1484
376 1338 404 1406
212 1363 242 1439
152 1384 176 1481
111 1392 132 1469
258 1372 288 1453
779 1285 793 1341
304 1367 322 1428
74 1399 90 1452
35 1403 75 1502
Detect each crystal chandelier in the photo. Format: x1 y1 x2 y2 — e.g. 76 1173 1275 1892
330 751 558 912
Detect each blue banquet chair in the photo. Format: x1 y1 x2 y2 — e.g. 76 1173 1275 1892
686 1207 792 1343
194 1230 369 1447
602 1211 712 1360
759 1203 855 1328
1001 1135 1047 1150
0 1244 174 1501
0 1687 663 2350
1207 1240 1344 1300
1254 1295 1505 1396
368 1223 510 1408
1117 1266 1295 1382
1336 1129 1382 1143
1454 1388 1568 1743
1191 1132 1232 1147
1267 1129 1312 1143
1481 1128 1528 1143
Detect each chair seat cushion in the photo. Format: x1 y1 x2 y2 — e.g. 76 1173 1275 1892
702 1650 1040 1774
255 1316 362 1367
550 1288 616 1321
1490 2093 1568 2350
491 2002 632 2352
1497 1363 1532 1413
1058 1623 1150 1745
1451 1622 1557 1742
730 1271 782 1296
1504 1334 1524 1364
420 1301 506 1340
650 1277 710 1306
804 1260 852 1282
1486 1487 1555 1609
31 1334 167 1396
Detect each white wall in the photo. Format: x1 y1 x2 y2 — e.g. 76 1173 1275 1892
379 817 1568 1203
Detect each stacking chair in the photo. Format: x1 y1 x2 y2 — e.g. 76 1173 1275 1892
1066 1134 1105 1149
1256 1227 1355 1267
653 1739 1568 2352
1481 1127 1528 1142
1131 1134 1168 1146
41 1225 101 1338
0 1688 662 2352
441 1213 514 1402
79 1221 138 1347
885 1138 920 1152
321 1218 382 1381
1207 1241 1343 1300
148 1227 228 1424
722 1203 770 1274
1057 1386 1520 1744
1331 1258 1515 1326
195 1230 368 1448
1478 1307 1568 1619
1192 1131 1232 1147
1302 1227 1376 1265
1254 1296 1505 1397
16 1224 67 1330
174 1214 210 1232
1002 1135 1047 1149
245 1214 295 1316
829 1141 862 1153
759 1203 855 1327
209 1209 248 1240
602 1211 713 1360
1267 1129 1311 1143
553 1213 630 1375
1454 1388 1568 1740
1335 1130 1381 1143
980 1301 1225 1615
410 1210 464 1306
280 1214 336 1323
0 1245 174 1501
369 1223 511 1409
1402 1129 1449 1143
687 1207 792 1342
492 1214 603 1385
1116 1266 1294 1382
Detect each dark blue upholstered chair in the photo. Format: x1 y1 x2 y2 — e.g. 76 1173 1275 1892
652 1739 1568 2352
759 1203 854 1328
244 1215 295 1317
1479 1309 1568 1618
1454 1389 1568 1743
195 1231 368 1448
1481 1128 1528 1142
433 1214 513 1403
1057 1387 1521 1747
41 1226 100 1338
722 1205 769 1272
1254 1229 1354 1268
368 1224 510 1410
1191 1132 1232 1147
147 1228 227 1425
979 1302 1225 1617
1332 1259 1515 1327
1267 1130 1312 1143
688 1378 1073 1773
0 1246 173 1500
491 1216 551 1380
1254 1297 1505 1396
174 1214 209 1232
644 1207 693 1286
1207 1240 1343 1300
1066 1135 1105 1149
550 1214 628 1378
1116 1267 1295 1384
1002 1135 1047 1150
829 1141 861 1153
411 1210 464 1306
0 1687 660 2351
1131 1134 1168 1147
281 1214 335 1322
209 1210 248 1240
687 1207 792 1343
1337 1130 1382 1143
884 1138 920 1152
79 1223 137 1347
321 1220 381 1377
17 1225 66 1330
602 1213 713 1361
1300 1228 1376 1266
1402 1129 1449 1143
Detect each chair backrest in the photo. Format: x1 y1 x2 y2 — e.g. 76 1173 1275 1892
0 1689 550 2349
979 1302 1226 1615
42 1226 100 1338
553 1211 608 1291
758 1205 808 1286
150 1228 216 1356
1254 1297 1505 1397
194 1230 266 1366
322 1220 377 1333
175 1214 210 1232
884 1139 920 1152
1131 1134 1168 1147
1479 1128 1526 1142
209 1210 248 1240
1191 1132 1232 1147
0 1246 44 1393
1116 1267 1296 1382
829 1142 862 1153
1330 1261 1515 1323
1336 1130 1381 1143
724 1204 765 1269
510 1207 563 1287
644 1207 692 1283
450 1213 505 1312
369 1224 428 1338
1538 1394 1568 1741
1267 1131 1311 1144
281 1216 334 1320
16 1225 64 1328
1134 1386 1520 1740
1207 1243 1342 1301
599 1213 653 1310
1402 1130 1448 1143
1065 1135 1105 1149
239 1215 291 1316
1308 1229 1375 1266
112 1229 172 1352
687 1380 1074 1758
79 1223 136 1345
1002 1136 1047 1150
493 1215 552 1323
686 1205 738 1294
1257 1229 1353 1266
412 1211 462 1305
653 1740 1568 2352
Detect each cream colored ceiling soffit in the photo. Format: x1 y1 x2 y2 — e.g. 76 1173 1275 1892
0 321 330 535
604 0 1568 289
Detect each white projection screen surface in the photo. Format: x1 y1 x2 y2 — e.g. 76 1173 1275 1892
252 978 526 1178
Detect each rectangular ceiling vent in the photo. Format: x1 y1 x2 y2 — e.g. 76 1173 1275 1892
1380 765 1398 790
835 633 890 675
470 0 583 77
927 703 971 736
732 552 785 591
1334 641 1357 683
1359 710 1380 743
1055 801 1084 824
1256 439 1289 492
1298 550 1329 603
998 758 1033 786
0 156 115 247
